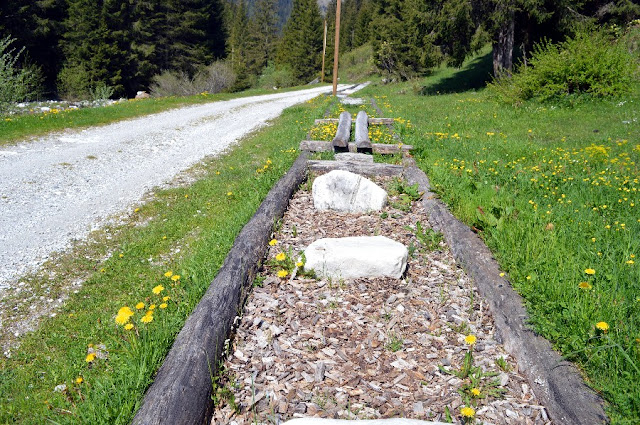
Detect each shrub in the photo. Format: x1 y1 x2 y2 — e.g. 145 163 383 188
193 61 236 94
0 35 43 111
257 63 295 89
150 61 236 97
89 82 115 101
57 63 91 101
489 28 638 105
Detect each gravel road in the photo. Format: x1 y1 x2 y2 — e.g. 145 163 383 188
0 85 348 291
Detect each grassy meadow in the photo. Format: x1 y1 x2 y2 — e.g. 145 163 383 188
0 94 335 424
360 52 640 422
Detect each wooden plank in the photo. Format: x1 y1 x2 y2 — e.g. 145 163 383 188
308 159 403 177
368 118 394 125
132 153 310 425
314 118 339 124
354 110 372 153
331 111 351 152
300 140 412 154
315 117 394 125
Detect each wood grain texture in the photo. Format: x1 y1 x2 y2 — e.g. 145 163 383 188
354 111 372 153
308 159 403 177
299 140 412 154
331 111 351 151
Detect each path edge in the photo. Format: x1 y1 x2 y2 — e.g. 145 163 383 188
402 159 609 425
131 152 309 425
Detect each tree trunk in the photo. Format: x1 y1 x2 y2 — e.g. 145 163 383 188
492 9 515 76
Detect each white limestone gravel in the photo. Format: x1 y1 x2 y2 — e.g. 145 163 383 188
0 85 348 292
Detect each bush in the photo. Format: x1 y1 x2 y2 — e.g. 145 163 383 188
89 82 115 101
150 61 236 97
257 63 295 89
0 36 43 111
57 63 91 101
489 28 638 105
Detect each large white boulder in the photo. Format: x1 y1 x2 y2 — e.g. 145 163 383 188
312 170 387 213
283 419 452 425
303 236 408 279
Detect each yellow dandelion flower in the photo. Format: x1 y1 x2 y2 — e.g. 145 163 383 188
578 282 592 290
460 406 475 418
160 303 168 309
141 314 153 324
134 208 140 213
171 275 180 281
296 261 304 268
163 296 170 301
277 269 288 278
464 335 477 345
85 353 96 363
118 306 134 318
124 323 134 330
100 268 106 273
584 268 596 275
275 252 286 261
269 239 278 246
470 388 481 397
115 313 130 325
499 272 505 277
149 304 156 310
595 321 609 332
152 285 164 294
75 376 83 384
626 260 634 265
136 302 145 310
119 253 124 258
164 270 173 277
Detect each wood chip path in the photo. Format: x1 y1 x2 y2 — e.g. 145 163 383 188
211 176 552 425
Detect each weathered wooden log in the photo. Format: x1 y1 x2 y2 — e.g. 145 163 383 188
300 140 412 154
402 157 608 425
354 110 372 153
131 153 309 425
331 111 351 152
308 159 403 177
315 117 394 125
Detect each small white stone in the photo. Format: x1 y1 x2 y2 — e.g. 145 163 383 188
312 170 387 213
304 236 408 279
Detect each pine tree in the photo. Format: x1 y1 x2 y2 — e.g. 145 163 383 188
276 0 323 83
245 0 279 75
226 0 251 88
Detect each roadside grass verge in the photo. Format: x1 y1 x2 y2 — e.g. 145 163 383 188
0 94 334 424
360 58 640 423
0 85 328 147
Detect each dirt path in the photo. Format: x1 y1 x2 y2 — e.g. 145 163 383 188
0 86 347 291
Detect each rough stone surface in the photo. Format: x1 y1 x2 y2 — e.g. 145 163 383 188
335 153 373 163
312 170 387 212
303 236 408 279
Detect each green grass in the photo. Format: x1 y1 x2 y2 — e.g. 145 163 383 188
0 85 326 147
360 53 640 423
0 94 335 424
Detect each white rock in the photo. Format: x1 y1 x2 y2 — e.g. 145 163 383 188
335 153 373 163
283 419 451 425
312 170 387 213
304 236 407 279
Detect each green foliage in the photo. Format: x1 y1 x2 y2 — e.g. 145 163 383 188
257 63 295 89
0 36 43 111
89 82 115 102
150 62 236 97
489 28 638 105
276 0 323 83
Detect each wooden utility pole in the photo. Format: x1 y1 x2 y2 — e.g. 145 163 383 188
321 19 327 83
332 0 341 96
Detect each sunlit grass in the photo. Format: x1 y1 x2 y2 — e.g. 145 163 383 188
360 55 640 423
